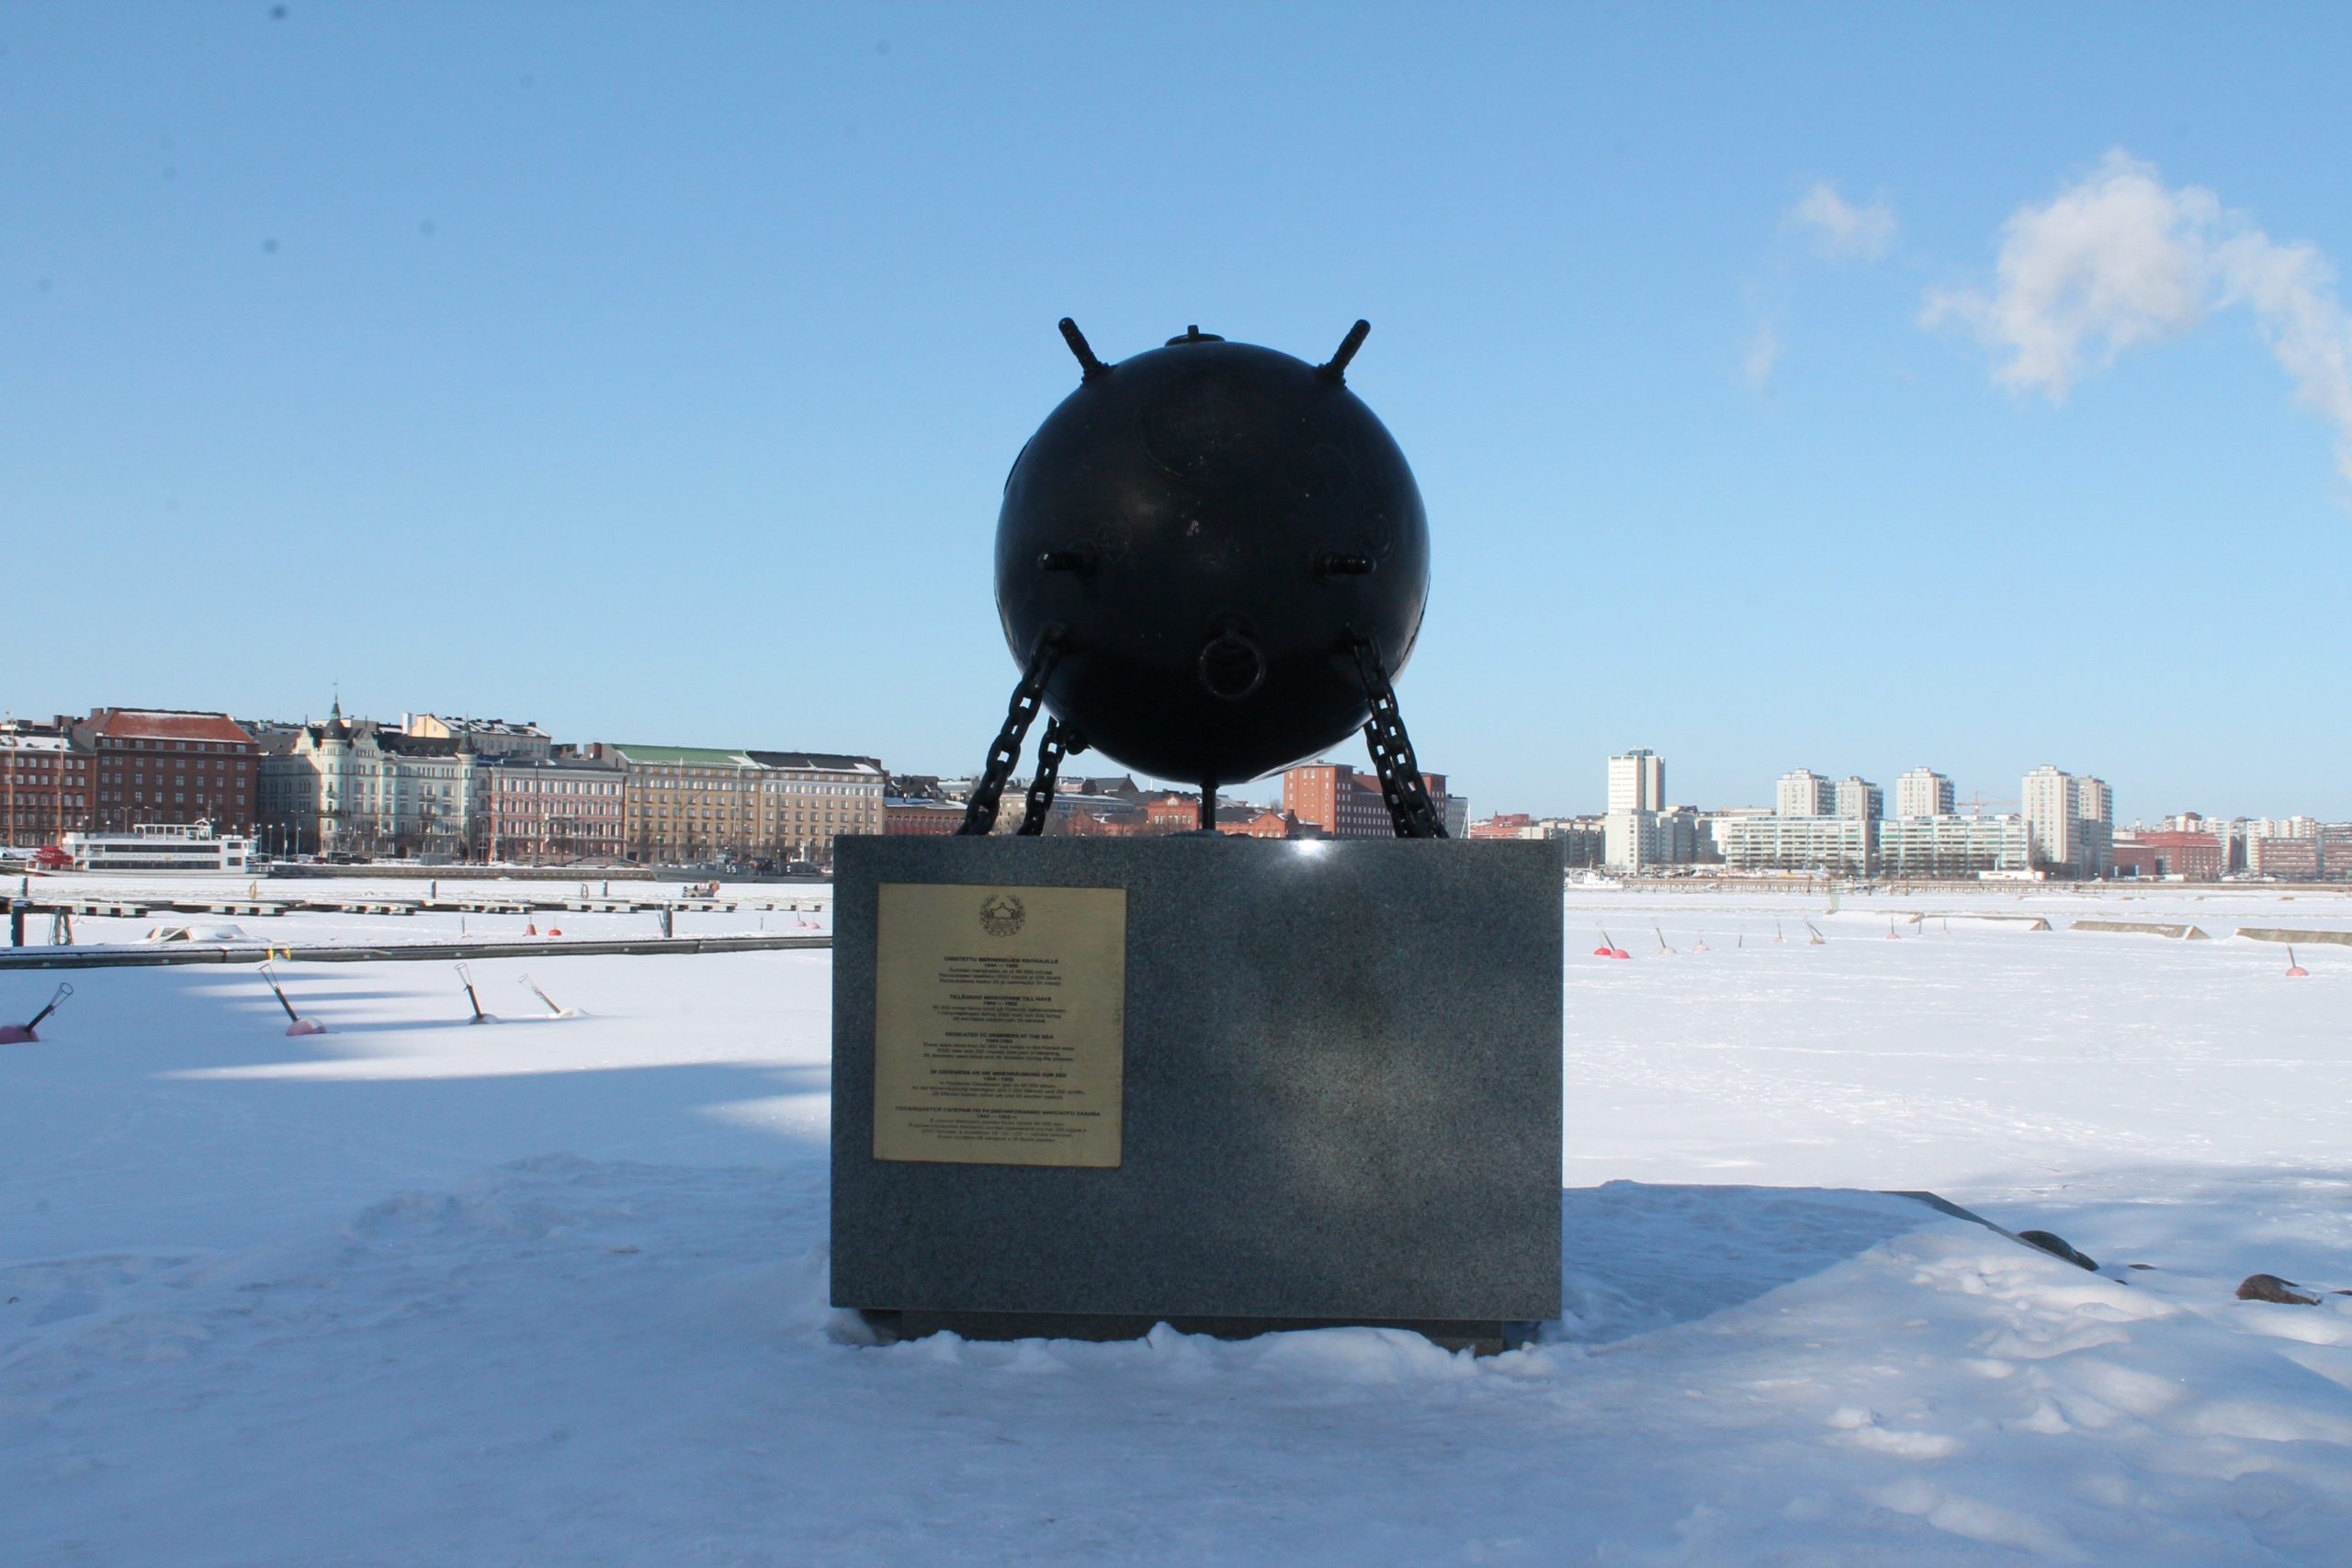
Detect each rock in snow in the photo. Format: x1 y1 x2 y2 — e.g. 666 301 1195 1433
2238 1273 2323 1305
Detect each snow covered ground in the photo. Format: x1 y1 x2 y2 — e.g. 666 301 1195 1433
4 877 2350 1564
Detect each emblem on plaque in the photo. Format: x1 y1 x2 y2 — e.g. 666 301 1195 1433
978 893 1026 937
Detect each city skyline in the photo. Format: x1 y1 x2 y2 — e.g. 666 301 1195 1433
9 688 2342 834
8 8 2352 818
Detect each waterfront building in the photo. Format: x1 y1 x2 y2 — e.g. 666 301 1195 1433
1894 768 1955 820
2 719 94 848
2122 830 2223 879
600 744 884 867
1602 810 1644 870
1605 806 1702 872
2249 835 2327 878
257 701 483 859
1877 815 2030 876
1717 813 1871 874
479 753 627 863
80 708 260 835
747 750 888 865
2326 826 2352 878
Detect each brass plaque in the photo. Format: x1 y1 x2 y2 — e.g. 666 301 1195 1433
873 882 1127 1168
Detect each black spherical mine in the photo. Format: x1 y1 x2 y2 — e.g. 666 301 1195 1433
993 321 1429 790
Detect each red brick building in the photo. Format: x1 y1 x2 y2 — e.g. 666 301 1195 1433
1144 794 1202 833
2130 831 2223 880
2 721 95 848
1218 808 1308 839
2251 836 2322 879
1468 813 1536 840
76 709 260 833
1283 763 1452 839
885 797 965 835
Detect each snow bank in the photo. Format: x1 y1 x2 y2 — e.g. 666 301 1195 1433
3 880 2350 1563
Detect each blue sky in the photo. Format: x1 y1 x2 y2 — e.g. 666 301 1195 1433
6 4 2348 819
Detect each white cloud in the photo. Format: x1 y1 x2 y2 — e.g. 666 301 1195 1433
1785 181 1897 262
1926 151 2352 481
1744 321 1782 390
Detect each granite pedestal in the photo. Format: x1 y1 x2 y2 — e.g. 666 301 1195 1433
831 834 1562 1350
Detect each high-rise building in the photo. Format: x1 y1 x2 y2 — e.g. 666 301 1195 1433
1776 769 1832 818
1607 749 1664 814
2021 765 2113 876
2021 765 2076 872
1834 776 1883 822
1894 767 1955 819
2075 774 2113 876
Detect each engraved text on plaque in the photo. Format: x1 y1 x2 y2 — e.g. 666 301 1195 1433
873 882 1127 1168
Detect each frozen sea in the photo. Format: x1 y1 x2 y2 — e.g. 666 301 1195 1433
3 874 2350 1565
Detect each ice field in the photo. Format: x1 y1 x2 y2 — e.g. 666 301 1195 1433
4 874 2350 1564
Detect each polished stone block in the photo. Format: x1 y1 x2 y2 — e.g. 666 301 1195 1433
831 834 1562 1341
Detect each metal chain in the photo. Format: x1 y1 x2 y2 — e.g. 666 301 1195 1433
956 630 1065 836
1349 631 1449 840
1015 717 1089 836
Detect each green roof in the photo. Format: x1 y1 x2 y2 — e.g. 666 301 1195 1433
608 743 754 766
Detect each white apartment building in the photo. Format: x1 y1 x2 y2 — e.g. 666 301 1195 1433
258 700 485 859
1878 815 2030 875
2021 765 2113 876
2077 775 2113 832
1894 767 1955 819
1607 749 1665 815
2021 766 2075 872
1700 807 1774 861
1776 769 1832 817
1717 813 1870 874
1834 776 1883 821
1605 806 1700 872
